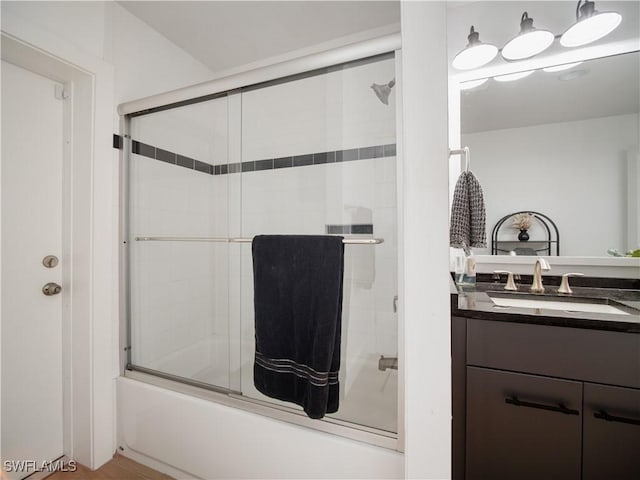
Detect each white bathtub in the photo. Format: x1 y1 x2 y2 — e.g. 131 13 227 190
117 376 403 479
139 333 398 433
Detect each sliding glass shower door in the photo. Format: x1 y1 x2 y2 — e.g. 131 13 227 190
128 95 242 393
126 53 398 434
237 55 398 432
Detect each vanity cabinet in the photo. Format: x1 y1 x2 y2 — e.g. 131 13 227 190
466 367 582 479
452 316 640 480
583 383 640 479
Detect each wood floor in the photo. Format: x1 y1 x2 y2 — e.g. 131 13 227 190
46 454 174 480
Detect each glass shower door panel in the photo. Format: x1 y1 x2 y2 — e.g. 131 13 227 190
128 96 241 392
239 55 398 432
130 241 232 386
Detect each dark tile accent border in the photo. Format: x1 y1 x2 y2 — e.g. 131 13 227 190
130 138 214 176
236 143 396 173
126 134 396 177
132 140 155 158
156 148 177 164
293 154 313 167
336 148 359 162
383 143 396 157
255 159 274 171
274 157 293 169
326 224 374 235
313 152 334 164
194 160 212 174
176 155 194 169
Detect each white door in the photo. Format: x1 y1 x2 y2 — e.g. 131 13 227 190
1 60 65 479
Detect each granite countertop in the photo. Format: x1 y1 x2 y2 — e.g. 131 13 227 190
450 276 640 333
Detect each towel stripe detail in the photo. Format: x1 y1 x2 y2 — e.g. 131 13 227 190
255 352 338 387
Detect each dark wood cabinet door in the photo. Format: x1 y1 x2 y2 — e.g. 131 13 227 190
466 367 582 480
583 383 640 480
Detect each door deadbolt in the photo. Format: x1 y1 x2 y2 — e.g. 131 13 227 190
42 282 62 296
42 255 59 268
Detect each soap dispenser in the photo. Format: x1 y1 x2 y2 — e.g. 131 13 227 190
464 252 477 286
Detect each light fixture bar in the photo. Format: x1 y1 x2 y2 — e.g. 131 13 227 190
451 1 623 71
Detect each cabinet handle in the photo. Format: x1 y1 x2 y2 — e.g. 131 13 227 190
505 396 580 416
594 410 640 426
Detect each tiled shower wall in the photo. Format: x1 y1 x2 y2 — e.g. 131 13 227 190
128 55 398 431
237 56 398 431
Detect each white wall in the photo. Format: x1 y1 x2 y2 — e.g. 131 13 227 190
103 2 215 107
1 0 215 470
400 2 451 478
1 1 106 58
464 113 639 256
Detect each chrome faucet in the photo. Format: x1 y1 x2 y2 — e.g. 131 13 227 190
378 355 398 371
558 272 584 294
530 258 551 293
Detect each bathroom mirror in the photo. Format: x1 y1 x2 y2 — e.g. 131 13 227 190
448 1 640 259
461 51 639 257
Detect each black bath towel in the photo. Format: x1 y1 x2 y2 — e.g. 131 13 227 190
252 235 344 419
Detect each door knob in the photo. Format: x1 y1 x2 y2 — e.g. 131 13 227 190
42 282 62 296
42 255 59 268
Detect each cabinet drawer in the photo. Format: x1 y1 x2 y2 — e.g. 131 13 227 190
466 367 582 480
583 383 640 480
467 320 640 388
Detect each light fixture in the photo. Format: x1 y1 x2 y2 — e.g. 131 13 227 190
452 26 498 70
543 61 583 72
560 0 622 47
459 78 489 90
494 70 535 82
451 2 624 71
502 12 555 61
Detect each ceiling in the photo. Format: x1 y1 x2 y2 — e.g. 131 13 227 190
118 1 400 74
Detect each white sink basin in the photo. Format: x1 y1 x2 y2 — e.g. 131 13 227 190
488 295 631 315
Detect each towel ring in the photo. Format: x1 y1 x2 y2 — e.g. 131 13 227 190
449 146 470 172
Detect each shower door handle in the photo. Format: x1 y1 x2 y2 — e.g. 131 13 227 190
42 282 62 296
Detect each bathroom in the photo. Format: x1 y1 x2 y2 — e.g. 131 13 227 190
1 1 638 479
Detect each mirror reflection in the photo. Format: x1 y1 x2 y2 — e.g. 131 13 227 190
460 51 639 257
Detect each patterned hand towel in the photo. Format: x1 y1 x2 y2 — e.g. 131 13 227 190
450 171 486 253
252 235 344 419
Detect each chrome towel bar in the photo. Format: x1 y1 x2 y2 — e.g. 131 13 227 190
134 236 384 245
449 146 470 172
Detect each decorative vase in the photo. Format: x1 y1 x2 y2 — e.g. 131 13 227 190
518 229 530 241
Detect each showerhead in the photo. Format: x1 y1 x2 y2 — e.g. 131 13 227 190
371 78 396 105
